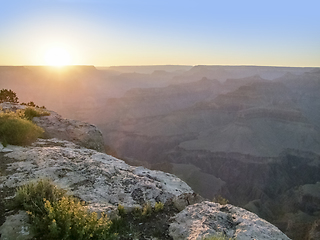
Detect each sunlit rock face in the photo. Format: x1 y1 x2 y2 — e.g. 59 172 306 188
1 138 193 214
32 110 105 152
169 201 290 240
0 139 291 240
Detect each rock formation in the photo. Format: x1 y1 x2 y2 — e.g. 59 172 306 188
1 138 192 212
0 104 291 239
169 201 290 240
32 111 105 152
0 138 290 240
90 70 320 239
0 102 105 152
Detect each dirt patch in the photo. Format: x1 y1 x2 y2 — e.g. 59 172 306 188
114 203 179 240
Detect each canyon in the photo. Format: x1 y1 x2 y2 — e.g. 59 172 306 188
0 65 319 239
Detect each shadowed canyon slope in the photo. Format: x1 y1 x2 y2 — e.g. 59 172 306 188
1 65 320 239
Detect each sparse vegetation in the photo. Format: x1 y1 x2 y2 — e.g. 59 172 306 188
117 204 126 217
0 90 49 146
14 179 115 240
13 179 67 215
0 111 44 146
13 179 172 240
203 233 234 240
21 101 46 109
0 89 18 103
24 106 50 120
154 201 164 212
142 202 153 217
213 195 229 205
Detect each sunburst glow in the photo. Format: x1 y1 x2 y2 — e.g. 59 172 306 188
44 47 72 67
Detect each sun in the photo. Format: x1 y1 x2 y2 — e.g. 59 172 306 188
44 47 72 67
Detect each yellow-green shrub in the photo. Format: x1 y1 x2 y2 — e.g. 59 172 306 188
0 111 44 146
117 204 126 217
14 179 116 240
23 107 50 121
14 179 66 215
42 197 113 240
154 202 164 212
203 234 233 240
142 202 152 217
213 195 229 205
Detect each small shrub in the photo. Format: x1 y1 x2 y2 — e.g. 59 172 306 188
13 179 67 215
118 204 126 217
132 206 143 219
14 179 115 240
41 197 113 240
21 101 36 107
203 233 233 240
154 202 164 212
21 101 46 109
0 112 44 145
142 202 152 217
24 107 50 121
0 89 18 103
213 195 229 205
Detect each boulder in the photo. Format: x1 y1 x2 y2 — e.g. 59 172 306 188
171 192 205 211
32 111 105 152
0 211 34 240
169 201 290 240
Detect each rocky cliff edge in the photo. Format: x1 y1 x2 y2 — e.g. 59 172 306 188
0 104 290 240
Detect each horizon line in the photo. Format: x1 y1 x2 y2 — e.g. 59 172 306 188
0 64 319 68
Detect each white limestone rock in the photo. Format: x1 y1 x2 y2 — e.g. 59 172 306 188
32 111 105 152
169 201 291 240
0 211 34 240
1 138 193 214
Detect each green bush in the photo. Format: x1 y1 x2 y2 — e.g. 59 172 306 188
14 179 66 215
213 195 229 205
0 89 18 103
14 179 116 240
21 101 47 109
0 111 44 145
203 234 233 240
142 202 152 217
117 204 126 217
154 202 164 212
24 107 50 120
42 197 113 240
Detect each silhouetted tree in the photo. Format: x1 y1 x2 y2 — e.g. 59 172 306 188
0 89 19 103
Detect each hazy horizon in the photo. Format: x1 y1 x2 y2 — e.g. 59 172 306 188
1 0 320 67
1 64 319 68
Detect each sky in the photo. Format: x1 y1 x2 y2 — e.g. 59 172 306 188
0 0 319 67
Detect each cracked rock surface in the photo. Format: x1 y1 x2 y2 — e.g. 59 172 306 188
1 138 193 214
169 201 290 240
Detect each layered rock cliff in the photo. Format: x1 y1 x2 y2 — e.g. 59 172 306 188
92 70 320 239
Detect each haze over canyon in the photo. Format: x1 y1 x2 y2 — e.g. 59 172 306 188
1 65 320 239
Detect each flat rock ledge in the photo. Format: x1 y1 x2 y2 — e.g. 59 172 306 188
0 139 291 240
1 138 193 214
169 201 291 240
